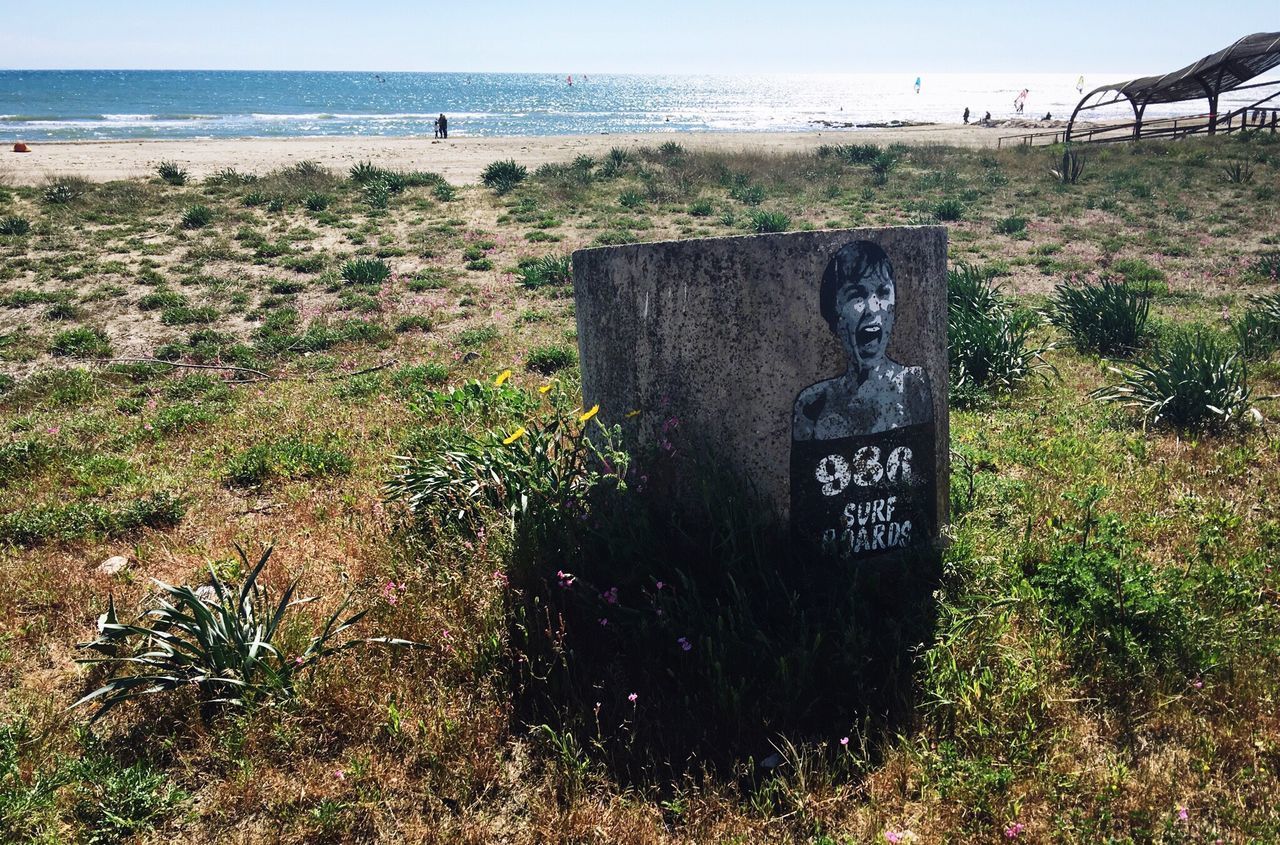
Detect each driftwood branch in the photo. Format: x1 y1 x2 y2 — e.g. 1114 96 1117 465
325 358 399 381
98 357 273 381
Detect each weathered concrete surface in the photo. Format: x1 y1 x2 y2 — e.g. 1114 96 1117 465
573 227 948 536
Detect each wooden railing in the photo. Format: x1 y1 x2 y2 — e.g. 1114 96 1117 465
996 106 1280 148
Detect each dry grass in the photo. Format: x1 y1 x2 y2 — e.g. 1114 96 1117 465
1 133 1280 842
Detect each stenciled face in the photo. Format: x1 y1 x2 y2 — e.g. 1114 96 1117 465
835 261 895 369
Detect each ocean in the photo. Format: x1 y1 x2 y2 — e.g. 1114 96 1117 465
0 70 1264 141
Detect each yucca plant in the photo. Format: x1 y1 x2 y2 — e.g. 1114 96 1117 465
363 180 391 209
517 254 572 288
1050 278 1151 355
1248 252 1280 283
948 264 1053 403
348 160 388 184
74 545 413 721
206 167 257 187
618 189 645 209
870 151 899 185
180 204 214 229
156 161 188 186
949 304 1051 400
1221 160 1254 184
0 216 30 236
481 159 528 195
947 263 1004 313
994 215 1028 236
933 197 965 221
842 143 882 164
748 209 790 233
688 198 714 217
1233 292 1280 359
728 182 765 205
341 258 391 286
41 180 84 205
1093 332 1255 431
1051 147 1086 184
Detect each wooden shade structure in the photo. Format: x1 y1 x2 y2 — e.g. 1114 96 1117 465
1065 32 1280 143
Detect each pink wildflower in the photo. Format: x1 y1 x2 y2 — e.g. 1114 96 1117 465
840 736 849 747
1004 822 1025 838
627 692 638 703
381 580 406 606
602 586 619 605
334 769 346 781
677 636 692 652
492 570 509 587
1177 806 1189 823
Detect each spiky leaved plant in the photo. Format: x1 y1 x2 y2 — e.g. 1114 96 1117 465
75 544 413 721
481 159 528 195
1093 331 1256 431
1050 278 1151 355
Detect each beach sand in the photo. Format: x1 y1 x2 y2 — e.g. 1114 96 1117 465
0 124 1030 186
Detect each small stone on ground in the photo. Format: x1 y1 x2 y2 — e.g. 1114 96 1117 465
97 555 128 576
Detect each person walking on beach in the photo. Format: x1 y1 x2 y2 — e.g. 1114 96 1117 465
963 107 970 124
438 113 448 139
433 116 440 139
914 76 922 94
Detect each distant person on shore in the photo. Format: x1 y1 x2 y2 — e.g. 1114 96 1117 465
963 107 970 124
433 116 440 139
1042 112 1052 121
914 76 921 94
983 111 991 124
439 113 448 139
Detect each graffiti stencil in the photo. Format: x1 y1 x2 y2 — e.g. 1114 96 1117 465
791 241 936 559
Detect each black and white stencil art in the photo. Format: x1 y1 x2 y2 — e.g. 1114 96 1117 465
791 241 936 559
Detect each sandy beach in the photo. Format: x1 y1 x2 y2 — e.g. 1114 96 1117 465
0 123 1029 186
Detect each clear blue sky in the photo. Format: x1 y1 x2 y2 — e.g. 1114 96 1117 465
1 0 1276 74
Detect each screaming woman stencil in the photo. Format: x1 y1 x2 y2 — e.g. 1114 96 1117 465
791 241 935 560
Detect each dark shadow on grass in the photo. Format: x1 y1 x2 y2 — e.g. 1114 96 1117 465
505 450 940 785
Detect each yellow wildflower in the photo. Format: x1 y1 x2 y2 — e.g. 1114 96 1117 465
538 383 553 394
494 369 512 386
503 426 526 445
624 409 641 419
578 404 600 423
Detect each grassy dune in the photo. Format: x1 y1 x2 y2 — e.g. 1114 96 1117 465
1 134 1280 843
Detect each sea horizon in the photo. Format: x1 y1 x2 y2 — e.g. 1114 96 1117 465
6 68 1267 143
